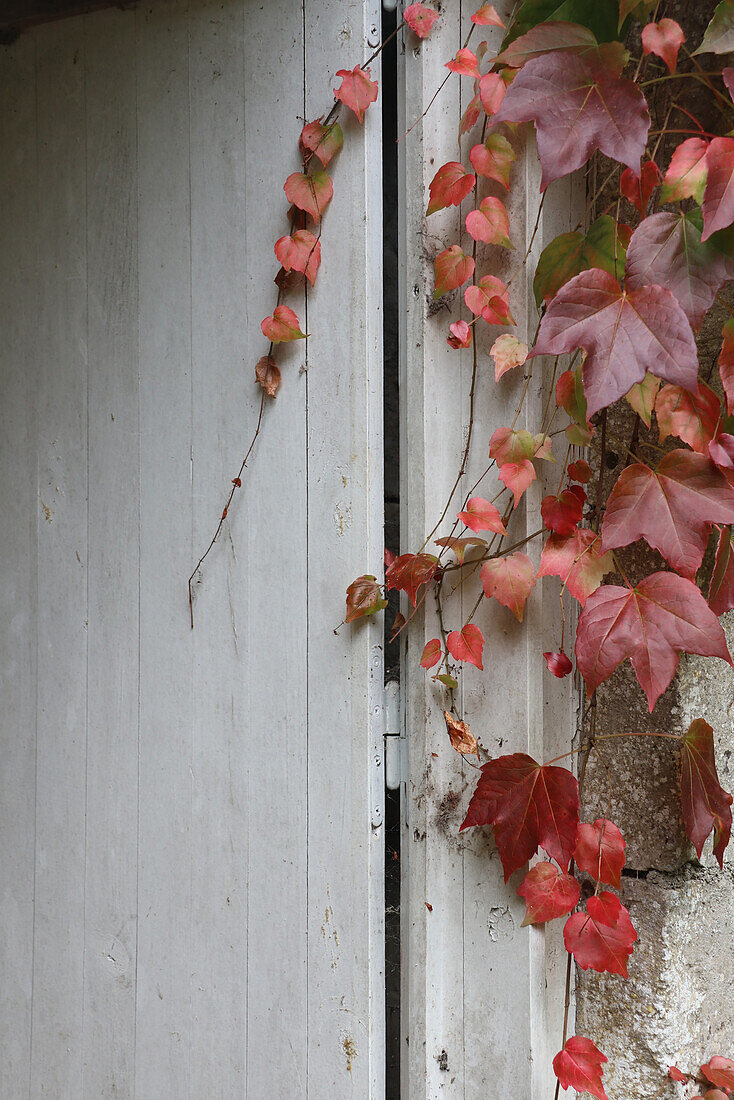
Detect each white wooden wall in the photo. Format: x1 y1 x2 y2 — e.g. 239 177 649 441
0 1 384 1096
398 2 583 1095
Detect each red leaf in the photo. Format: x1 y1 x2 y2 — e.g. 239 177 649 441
481 552 536 621
255 355 281 397
274 229 321 285
542 486 586 537
299 119 343 167
465 274 514 325
642 18 685 73
530 268 699 419
517 862 580 926
492 45 650 190
461 754 579 879
564 891 637 977
702 137 734 241
261 305 307 343
420 638 442 669
574 818 626 888
459 93 482 137
470 133 516 189
575 572 732 711
334 66 378 123
661 136 709 204
443 710 479 755
345 575 387 623
404 2 439 38
385 552 438 606
702 1057 734 1090
656 382 721 454
568 459 592 484
620 159 660 216
427 161 476 215
625 211 734 330
465 196 511 247
601 450 734 578
494 21 598 69
471 3 504 27
553 1036 609 1100
478 72 506 116
719 318 734 416
499 459 536 507
457 496 507 534
544 650 573 677
446 623 484 670
447 320 472 349
538 527 613 606
709 525 734 615
490 334 528 381
434 245 475 298
284 169 333 223
445 48 481 78
668 1066 688 1083
681 718 733 868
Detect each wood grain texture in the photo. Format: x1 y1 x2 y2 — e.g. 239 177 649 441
0 0 384 1094
399 2 582 1095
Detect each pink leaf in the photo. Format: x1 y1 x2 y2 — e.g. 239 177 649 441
642 18 685 74
299 119 343 167
478 72 506 116
274 229 322 285
464 275 514 325
538 528 613 606
334 65 378 123
447 320 472 349
470 133 516 189
465 196 512 247
445 48 481 78
446 623 484 669
434 245 475 298
701 1057 734 1090
490 334 528 381
284 169 333 223
480 552 536 621
661 136 709 204
471 3 504 27
719 318 734 415
427 161 476 215
702 137 734 240
404 2 439 38
499 459 536 507
656 382 721 454
261 305 307 343
553 1036 609 1100
457 496 507 535
709 524 734 615
420 638 442 669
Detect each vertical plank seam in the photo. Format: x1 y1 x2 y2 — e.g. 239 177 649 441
241 6 249 1096
186 1 194 1091
302 3 309 1096
81 16 90 1095
133 7 142 1090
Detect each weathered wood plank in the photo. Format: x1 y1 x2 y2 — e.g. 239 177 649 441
304 0 385 1095
82 9 140 1095
0 32 38 1097
134 1 194 1092
30 20 89 1096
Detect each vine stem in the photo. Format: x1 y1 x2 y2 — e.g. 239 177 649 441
188 390 266 629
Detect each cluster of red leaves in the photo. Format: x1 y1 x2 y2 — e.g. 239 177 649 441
669 1054 734 1098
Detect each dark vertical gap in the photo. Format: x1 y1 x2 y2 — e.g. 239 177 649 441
382 4 401 1098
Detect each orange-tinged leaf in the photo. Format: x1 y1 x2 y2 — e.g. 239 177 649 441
299 119 343 166
255 355 281 397
460 753 580 879
499 459 536 507
709 524 734 615
564 891 637 977
701 1057 734 1090
284 169 333 223
661 136 709 204
471 3 504 27
489 426 543 464
435 245 475 298
274 229 321 285
620 158 660 215
575 572 732 711
420 638 442 669
681 718 733 867
261 305 307 343
446 623 484 669
427 161 476 215
464 274 513 324
490 334 528 381
385 552 439 606
443 709 478 755
642 18 685 73
447 320 472 349
668 1066 688 1083
481 552 536 621
334 65 378 123
538 528 613 606
655 382 721 454
601 450 734 578
517 861 580 926
435 535 487 563
574 818 626 888
404 2 439 37
553 1036 609 1100
445 47 481 78
345 575 387 623
470 133 516 188
478 71 506 115
457 496 507 535
465 196 511 247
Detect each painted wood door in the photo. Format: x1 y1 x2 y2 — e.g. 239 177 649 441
397 2 582 1095
0 1 384 1096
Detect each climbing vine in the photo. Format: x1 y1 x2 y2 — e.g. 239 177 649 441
189 0 734 1094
